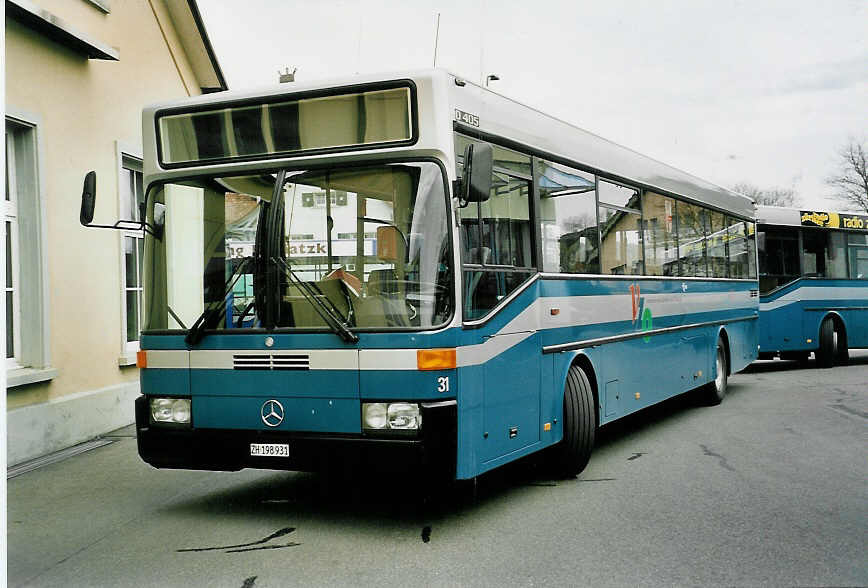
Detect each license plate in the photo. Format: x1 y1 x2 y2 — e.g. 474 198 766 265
250 443 289 458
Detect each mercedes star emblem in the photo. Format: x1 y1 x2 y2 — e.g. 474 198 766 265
261 399 284 427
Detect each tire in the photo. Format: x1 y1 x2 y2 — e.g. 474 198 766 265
816 318 837 368
702 338 728 405
835 326 849 366
552 365 595 478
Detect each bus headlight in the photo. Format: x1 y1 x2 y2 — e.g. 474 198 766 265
362 402 422 431
387 403 421 430
362 403 388 429
150 397 191 425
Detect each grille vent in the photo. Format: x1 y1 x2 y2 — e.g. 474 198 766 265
749 289 759 298
233 354 310 371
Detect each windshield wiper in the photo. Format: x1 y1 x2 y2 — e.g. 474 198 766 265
271 256 359 344
185 257 251 346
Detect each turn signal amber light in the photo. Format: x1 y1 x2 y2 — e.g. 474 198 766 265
136 350 148 368
417 348 456 371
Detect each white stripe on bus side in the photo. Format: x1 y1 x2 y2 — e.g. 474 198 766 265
760 286 868 311
540 290 755 330
146 350 189 369
681 290 756 316
358 349 417 370
308 350 359 370
457 331 536 368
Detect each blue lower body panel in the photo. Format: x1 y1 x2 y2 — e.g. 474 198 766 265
759 280 868 354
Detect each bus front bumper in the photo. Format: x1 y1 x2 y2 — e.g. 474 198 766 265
134 396 457 476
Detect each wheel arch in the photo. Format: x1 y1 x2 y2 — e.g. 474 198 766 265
820 311 847 347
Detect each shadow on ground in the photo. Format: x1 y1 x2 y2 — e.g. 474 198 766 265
743 352 868 374
159 382 730 543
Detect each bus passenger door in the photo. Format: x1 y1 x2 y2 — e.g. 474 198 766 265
457 154 541 464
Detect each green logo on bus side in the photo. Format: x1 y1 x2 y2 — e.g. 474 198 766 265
631 283 654 343
642 307 653 343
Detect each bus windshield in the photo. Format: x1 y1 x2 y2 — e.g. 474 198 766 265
143 161 452 334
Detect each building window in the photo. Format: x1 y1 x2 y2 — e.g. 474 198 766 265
5 115 53 386
5 130 21 368
120 154 144 353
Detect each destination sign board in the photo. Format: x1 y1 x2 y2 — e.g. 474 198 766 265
800 211 868 231
227 239 376 259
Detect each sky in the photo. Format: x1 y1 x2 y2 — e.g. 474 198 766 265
197 0 868 210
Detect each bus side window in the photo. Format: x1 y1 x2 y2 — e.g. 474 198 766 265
706 211 728 278
826 231 847 278
758 226 799 293
537 159 599 274
455 137 535 320
598 180 642 275
802 229 827 277
642 191 678 276
848 233 868 279
727 217 749 278
675 201 708 278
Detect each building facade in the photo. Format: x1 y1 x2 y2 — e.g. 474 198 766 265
4 0 226 465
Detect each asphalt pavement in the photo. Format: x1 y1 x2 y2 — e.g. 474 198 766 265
7 351 868 587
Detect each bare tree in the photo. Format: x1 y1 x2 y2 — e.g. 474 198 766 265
826 138 868 213
732 182 798 207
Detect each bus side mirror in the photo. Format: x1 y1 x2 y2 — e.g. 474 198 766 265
461 143 492 203
78 170 164 240
80 171 96 226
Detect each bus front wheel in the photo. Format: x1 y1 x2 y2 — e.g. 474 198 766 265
553 365 595 478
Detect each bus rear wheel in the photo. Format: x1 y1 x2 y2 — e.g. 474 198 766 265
552 365 595 478
701 338 728 405
835 326 849 366
816 318 838 368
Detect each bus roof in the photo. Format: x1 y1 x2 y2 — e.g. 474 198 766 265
757 206 809 226
142 69 755 218
447 73 755 219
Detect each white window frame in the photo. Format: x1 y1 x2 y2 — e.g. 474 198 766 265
117 143 144 365
5 130 22 370
5 112 56 388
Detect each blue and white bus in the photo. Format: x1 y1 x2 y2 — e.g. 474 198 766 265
757 206 868 366
84 70 758 480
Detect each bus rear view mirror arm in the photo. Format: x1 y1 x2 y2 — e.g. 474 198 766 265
79 171 165 239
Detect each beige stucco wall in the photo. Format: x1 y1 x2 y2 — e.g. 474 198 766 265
5 0 205 412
